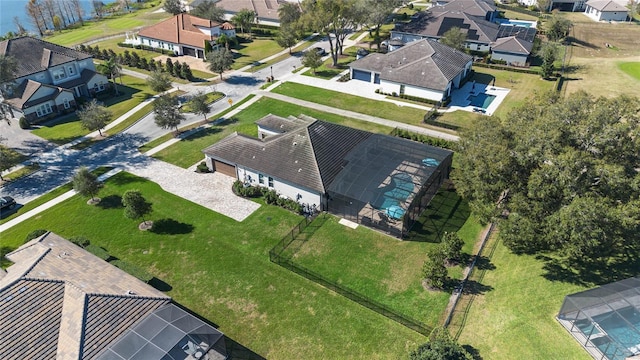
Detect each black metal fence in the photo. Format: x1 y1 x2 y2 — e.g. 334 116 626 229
269 213 433 336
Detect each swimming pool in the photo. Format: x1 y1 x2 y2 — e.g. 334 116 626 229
373 173 414 220
575 307 640 360
500 20 537 28
469 93 496 109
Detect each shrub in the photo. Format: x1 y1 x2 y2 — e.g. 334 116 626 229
196 161 210 173
84 244 110 260
24 229 47 243
69 236 91 248
110 259 154 283
19 117 30 129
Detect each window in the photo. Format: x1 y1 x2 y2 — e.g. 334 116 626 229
63 99 70 109
36 103 52 117
52 68 67 81
68 66 75 75
259 174 264 184
268 177 274 187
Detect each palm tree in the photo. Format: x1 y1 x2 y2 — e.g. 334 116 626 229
98 57 122 95
216 33 231 50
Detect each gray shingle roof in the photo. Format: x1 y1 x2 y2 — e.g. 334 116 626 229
396 10 500 44
350 39 472 91
203 116 373 193
0 36 92 80
437 0 497 17
491 36 534 54
586 0 628 10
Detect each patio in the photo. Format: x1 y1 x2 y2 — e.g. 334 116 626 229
447 80 510 116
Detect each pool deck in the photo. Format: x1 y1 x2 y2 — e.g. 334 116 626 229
447 81 511 116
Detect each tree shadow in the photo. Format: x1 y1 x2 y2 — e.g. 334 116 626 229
96 194 123 209
539 253 640 287
463 344 484 360
183 127 221 142
567 36 598 49
460 279 494 295
107 172 148 186
404 189 472 242
148 277 172 291
150 218 195 235
224 75 263 86
474 255 496 271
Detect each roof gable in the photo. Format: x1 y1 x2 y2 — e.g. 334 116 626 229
0 36 92 79
586 0 628 11
137 13 221 49
491 36 534 54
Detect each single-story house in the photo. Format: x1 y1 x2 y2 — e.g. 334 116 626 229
0 232 227 359
490 35 534 66
132 13 236 59
584 0 629 21
349 39 473 102
203 114 453 238
550 0 586 11
0 36 109 123
433 0 500 21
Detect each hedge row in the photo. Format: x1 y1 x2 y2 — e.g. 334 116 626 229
473 62 539 75
496 3 541 17
233 181 303 214
390 128 457 150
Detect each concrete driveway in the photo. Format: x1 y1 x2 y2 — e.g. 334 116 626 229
0 119 57 156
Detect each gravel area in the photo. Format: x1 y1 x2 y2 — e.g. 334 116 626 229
125 159 260 222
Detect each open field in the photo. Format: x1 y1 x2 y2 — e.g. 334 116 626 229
563 19 640 98
31 75 156 144
0 171 426 359
453 235 592 360
619 62 640 81
45 3 168 47
151 97 397 168
286 188 483 325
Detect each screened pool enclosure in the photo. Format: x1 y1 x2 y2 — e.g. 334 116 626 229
557 277 640 360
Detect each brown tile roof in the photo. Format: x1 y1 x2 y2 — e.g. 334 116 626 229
350 39 472 91
0 36 92 80
0 232 171 359
138 13 222 49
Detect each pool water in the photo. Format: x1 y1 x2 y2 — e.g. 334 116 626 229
575 308 640 360
373 173 414 220
469 93 496 109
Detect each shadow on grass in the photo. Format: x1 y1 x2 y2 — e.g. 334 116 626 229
539 254 640 287
404 188 471 242
107 172 149 186
567 36 598 50
460 279 494 295
183 127 221 142
97 194 123 209
148 277 173 292
463 344 484 360
472 72 496 85
150 218 194 235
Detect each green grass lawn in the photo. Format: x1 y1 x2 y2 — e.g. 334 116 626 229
271 82 436 128
286 188 483 326
471 68 556 118
32 75 156 144
618 62 640 81
152 97 396 168
231 38 284 70
0 171 426 359
180 92 224 113
45 3 168 47
454 235 591 360
303 48 357 79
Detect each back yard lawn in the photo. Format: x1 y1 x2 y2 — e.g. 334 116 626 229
0 171 426 359
151 97 396 168
284 188 484 326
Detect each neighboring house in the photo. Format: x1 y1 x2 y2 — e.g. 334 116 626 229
132 13 236 59
349 39 473 102
0 232 227 360
0 36 109 123
189 0 298 27
584 0 629 21
490 36 534 66
550 0 586 11
433 0 500 21
203 114 453 238
391 10 500 52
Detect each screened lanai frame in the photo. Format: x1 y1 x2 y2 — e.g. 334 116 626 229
326 134 453 238
557 277 640 360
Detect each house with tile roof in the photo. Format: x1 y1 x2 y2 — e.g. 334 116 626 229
189 0 297 27
0 36 109 123
490 35 534 66
203 114 453 238
0 232 227 360
132 13 236 59
584 0 629 21
349 39 473 102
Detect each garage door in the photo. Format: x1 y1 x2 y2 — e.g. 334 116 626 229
183 46 196 57
213 160 236 177
352 69 372 82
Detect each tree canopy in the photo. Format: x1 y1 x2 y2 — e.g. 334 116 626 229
440 27 467 51
232 8 256 37
545 13 572 41
163 0 184 15
77 99 111 136
153 94 185 132
453 91 640 266
97 57 122 95
410 328 473 360
301 49 323 74
206 49 234 80
146 70 173 93
73 167 103 202
189 92 210 121
122 189 152 224
190 0 225 21
0 55 18 95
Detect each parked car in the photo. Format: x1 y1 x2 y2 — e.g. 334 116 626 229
0 196 17 211
313 47 326 56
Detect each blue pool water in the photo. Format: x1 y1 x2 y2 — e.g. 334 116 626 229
499 20 537 28
469 93 496 109
373 173 414 220
575 308 640 360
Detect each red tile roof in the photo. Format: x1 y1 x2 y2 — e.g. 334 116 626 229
138 13 224 49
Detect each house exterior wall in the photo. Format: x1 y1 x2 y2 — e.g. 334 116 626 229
53 91 75 111
585 6 627 21
138 37 181 54
236 166 323 208
491 51 528 65
380 80 446 101
257 126 282 139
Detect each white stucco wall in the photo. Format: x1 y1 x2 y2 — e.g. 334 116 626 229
48 63 82 86
85 73 109 91
139 37 181 54
380 80 446 101
585 6 628 21
237 166 322 208
54 91 75 107
491 51 529 65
